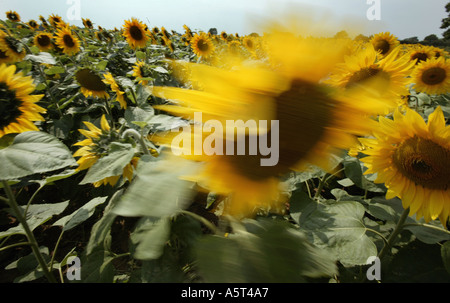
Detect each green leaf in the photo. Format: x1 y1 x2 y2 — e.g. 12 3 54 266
53 196 108 231
195 218 337 282
112 156 198 218
0 131 77 180
79 142 135 185
0 201 69 239
442 241 450 275
44 65 66 75
25 52 56 65
130 216 171 260
403 220 450 244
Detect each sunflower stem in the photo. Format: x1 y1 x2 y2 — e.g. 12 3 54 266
1 180 57 283
314 173 330 200
378 207 410 260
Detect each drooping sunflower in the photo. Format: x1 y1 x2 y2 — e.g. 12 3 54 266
27 20 39 30
0 64 46 138
0 32 26 63
326 44 414 107
411 56 450 95
33 32 53 52
82 18 94 29
190 32 215 58
370 32 399 57
103 72 128 109
48 14 64 28
75 68 109 99
152 30 392 218
5 11 21 22
122 18 149 49
39 15 49 29
360 107 450 225
132 61 152 86
55 26 80 56
73 115 139 187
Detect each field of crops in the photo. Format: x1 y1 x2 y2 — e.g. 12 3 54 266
0 9 449 285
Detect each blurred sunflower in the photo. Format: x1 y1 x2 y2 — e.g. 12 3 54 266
103 72 128 109
132 61 152 85
48 14 64 28
5 11 21 22
122 18 149 49
242 36 257 51
152 31 392 218
190 32 215 58
82 18 94 29
360 107 450 225
75 68 109 99
55 26 80 55
408 46 435 65
326 44 414 107
39 15 49 28
34 32 53 52
73 115 139 187
370 32 399 57
0 64 45 138
27 20 39 30
411 57 450 95
0 32 26 63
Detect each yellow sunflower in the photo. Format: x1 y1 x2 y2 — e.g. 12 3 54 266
103 72 128 109
73 115 139 187
122 18 149 49
326 44 414 107
370 32 399 57
75 68 109 99
132 61 152 85
0 64 45 138
190 32 215 58
82 18 94 29
152 31 392 218
408 45 435 65
5 11 21 22
48 14 64 28
0 32 26 63
34 32 53 52
360 107 450 225
55 26 80 56
411 56 450 95
27 20 39 30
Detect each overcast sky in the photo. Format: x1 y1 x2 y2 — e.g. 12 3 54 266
0 0 448 40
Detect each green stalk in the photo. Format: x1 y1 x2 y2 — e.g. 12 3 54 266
1 180 57 283
378 207 410 260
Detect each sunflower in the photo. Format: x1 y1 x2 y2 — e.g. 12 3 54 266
103 72 128 109
411 57 450 95
55 26 80 55
82 18 94 29
360 107 450 225
75 68 109 99
132 61 152 85
73 115 139 187
408 46 435 65
242 36 257 51
27 20 39 30
5 11 20 22
190 32 215 58
122 18 149 49
326 44 414 107
152 31 392 218
39 15 49 28
48 14 64 28
0 64 45 138
34 32 53 52
370 32 399 57
0 32 26 63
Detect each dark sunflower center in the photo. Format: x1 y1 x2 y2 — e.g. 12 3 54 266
0 83 23 129
63 34 75 48
225 80 335 181
246 40 253 49
37 35 51 47
197 39 210 52
0 50 8 59
373 39 390 55
393 136 450 190
129 25 144 41
421 67 446 85
7 13 19 21
86 20 93 28
29 21 37 28
411 52 429 64
76 69 107 91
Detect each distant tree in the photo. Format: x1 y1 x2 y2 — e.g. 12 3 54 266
424 34 439 42
440 2 450 39
400 36 419 44
354 34 370 42
334 30 349 39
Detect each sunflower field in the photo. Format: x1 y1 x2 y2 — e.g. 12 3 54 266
0 9 450 286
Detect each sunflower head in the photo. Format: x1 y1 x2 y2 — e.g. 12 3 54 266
27 20 39 30
0 64 45 138
411 56 450 95
190 32 215 58
370 32 399 57
132 61 153 85
55 26 80 56
48 14 64 28
103 72 128 109
409 46 435 65
6 11 21 22
0 32 26 63
360 107 450 225
122 18 149 49
75 68 109 99
34 32 53 51
82 18 94 29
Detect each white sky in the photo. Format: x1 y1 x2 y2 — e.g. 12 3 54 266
0 0 448 39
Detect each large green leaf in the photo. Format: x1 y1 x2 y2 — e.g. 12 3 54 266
0 131 77 180
79 142 136 185
112 155 198 218
195 218 337 283
130 216 171 260
0 201 69 239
